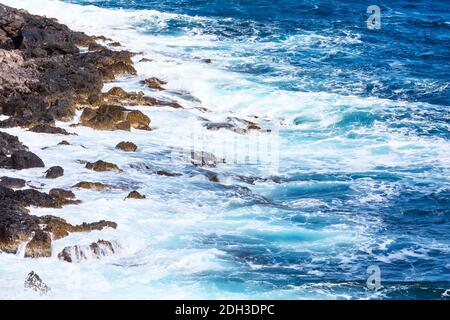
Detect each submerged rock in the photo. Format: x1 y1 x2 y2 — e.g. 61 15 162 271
72 181 112 191
58 239 116 263
85 160 120 172
116 141 137 152
204 116 266 134
45 166 64 179
24 271 50 295
188 151 225 168
57 140 70 146
140 77 167 90
126 191 146 200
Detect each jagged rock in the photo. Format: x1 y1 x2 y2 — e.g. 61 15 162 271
58 239 116 263
140 77 167 90
49 188 80 206
0 176 26 188
24 271 50 295
40 216 117 240
14 189 60 208
29 124 72 135
139 57 152 63
126 191 146 200
0 131 26 156
80 104 131 131
0 6 25 50
0 185 116 253
102 86 182 109
45 166 64 179
116 141 137 152
85 160 120 172
10 150 45 169
24 230 52 258
126 110 151 130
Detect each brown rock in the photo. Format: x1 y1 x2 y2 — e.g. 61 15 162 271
57 140 71 145
126 191 146 199
85 160 120 172
126 110 150 130
58 239 116 263
141 77 167 90
24 230 52 258
72 181 110 191
115 141 137 152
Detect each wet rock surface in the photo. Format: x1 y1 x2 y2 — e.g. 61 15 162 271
0 176 26 188
45 166 64 179
58 239 116 263
85 160 121 172
116 141 138 152
10 150 45 169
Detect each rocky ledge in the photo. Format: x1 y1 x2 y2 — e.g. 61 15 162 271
0 4 134 260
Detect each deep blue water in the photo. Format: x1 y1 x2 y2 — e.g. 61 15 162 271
62 0 450 299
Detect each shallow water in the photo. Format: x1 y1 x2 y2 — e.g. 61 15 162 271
0 0 449 299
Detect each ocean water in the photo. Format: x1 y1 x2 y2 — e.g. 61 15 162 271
0 0 449 299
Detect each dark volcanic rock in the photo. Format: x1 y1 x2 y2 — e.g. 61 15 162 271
0 185 115 254
10 150 45 169
29 124 72 135
45 166 64 179
0 176 26 188
24 271 50 295
0 3 137 130
0 5 25 50
0 131 26 156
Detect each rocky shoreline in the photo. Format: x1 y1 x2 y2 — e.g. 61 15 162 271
0 3 270 294
0 3 167 272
